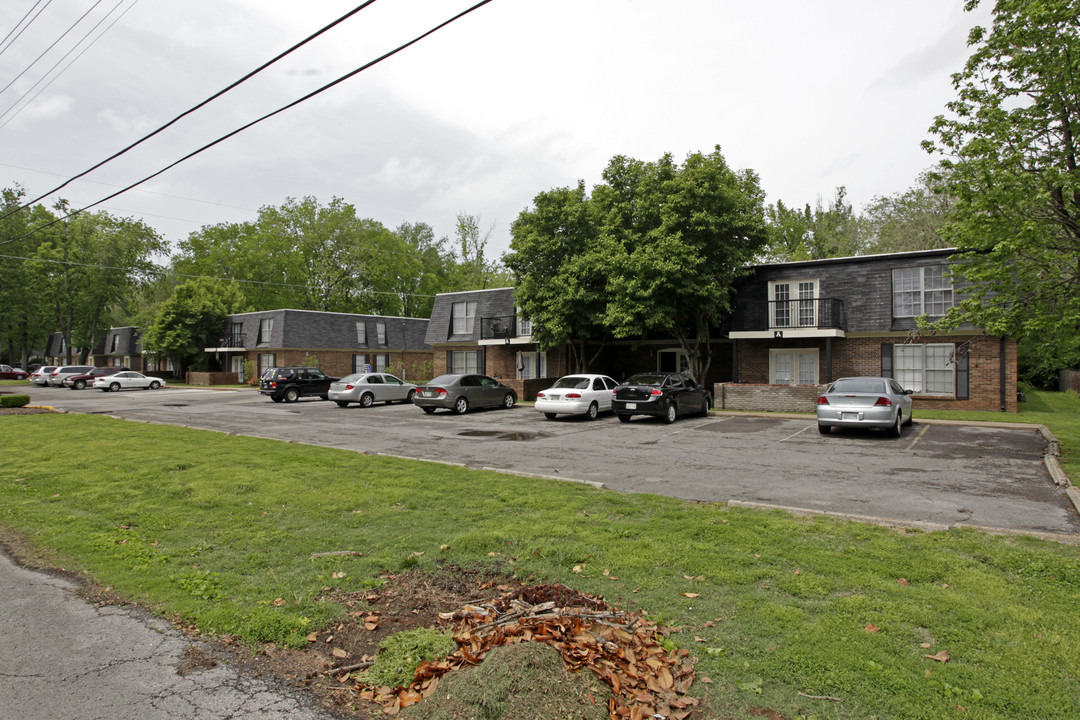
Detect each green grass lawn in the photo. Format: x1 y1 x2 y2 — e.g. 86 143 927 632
3 402 1080 719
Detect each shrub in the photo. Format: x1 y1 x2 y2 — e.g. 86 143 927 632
0 395 30 408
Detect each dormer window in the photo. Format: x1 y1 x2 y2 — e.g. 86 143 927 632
452 301 476 335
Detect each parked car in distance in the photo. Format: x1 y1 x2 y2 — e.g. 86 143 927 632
93 371 165 392
535 374 620 420
259 366 337 403
0 364 29 380
48 365 94 387
62 366 127 390
612 372 711 424
328 372 417 408
413 374 517 414
816 376 913 437
29 366 57 386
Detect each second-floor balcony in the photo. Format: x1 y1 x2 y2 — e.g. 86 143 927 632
479 315 536 342
216 333 247 348
731 298 846 335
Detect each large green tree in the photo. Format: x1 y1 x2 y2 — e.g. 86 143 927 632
141 278 249 373
0 187 58 366
924 0 1080 379
505 181 610 372
861 169 954 255
508 147 769 382
763 187 864 262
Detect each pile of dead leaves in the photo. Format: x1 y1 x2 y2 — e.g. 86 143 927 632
349 583 700 719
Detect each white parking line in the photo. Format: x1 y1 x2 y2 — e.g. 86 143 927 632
779 424 815 442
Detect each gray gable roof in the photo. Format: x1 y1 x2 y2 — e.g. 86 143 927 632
425 287 516 345
222 309 431 352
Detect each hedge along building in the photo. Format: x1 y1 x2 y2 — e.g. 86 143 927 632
724 248 1017 412
204 309 432 384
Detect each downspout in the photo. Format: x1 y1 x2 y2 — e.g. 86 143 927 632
1000 336 1006 412
731 339 739 383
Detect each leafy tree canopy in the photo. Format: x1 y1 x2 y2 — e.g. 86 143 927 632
141 277 250 373
924 0 1080 376
507 147 769 381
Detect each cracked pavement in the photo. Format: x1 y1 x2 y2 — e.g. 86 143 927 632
0 550 338 720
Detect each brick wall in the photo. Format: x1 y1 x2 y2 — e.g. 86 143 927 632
730 334 1018 412
242 350 432 383
715 383 827 412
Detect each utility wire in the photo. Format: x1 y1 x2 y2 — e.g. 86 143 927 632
0 0 132 124
0 0 52 60
0 0 105 97
0 0 496 249
0 0 381 221
0 253 436 297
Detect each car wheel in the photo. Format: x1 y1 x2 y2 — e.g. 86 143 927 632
335 401 349 408
453 396 469 414
284 387 300 403
543 412 557 420
586 402 599 420
73 379 85 390
271 396 284 403
149 381 160 390
890 412 903 438
501 393 516 409
109 382 121 392
421 406 436 414
406 389 416 403
664 403 677 424
616 413 631 423
818 423 830 435
699 396 711 417
359 392 374 408
904 411 913 427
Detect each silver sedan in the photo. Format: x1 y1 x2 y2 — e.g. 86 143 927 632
328 373 417 408
816 376 913 437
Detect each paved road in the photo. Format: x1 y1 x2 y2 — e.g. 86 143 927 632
0 550 337 720
22 383 1080 536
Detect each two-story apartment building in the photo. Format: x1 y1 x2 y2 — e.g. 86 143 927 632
45 327 145 371
424 287 569 400
725 248 1016 412
206 309 432 383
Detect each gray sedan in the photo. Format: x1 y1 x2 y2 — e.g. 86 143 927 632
328 373 417 408
816 376 913 437
413 374 517 414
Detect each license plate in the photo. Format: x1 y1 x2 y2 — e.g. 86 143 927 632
841 412 858 421
626 403 637 410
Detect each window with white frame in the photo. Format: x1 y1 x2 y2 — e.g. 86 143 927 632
892 266 954 317
356 321 367 345
657 348 690 374
376 321 386 345
258 318 274 343
354 354 369 373
374 353 389 372
452 301 477 335
517 351 546 380
769 280 817 328
110 335 119 352
517 307 532 337
451 350 479 374
769 348 818 385
893 343 954 395
257 353 276 376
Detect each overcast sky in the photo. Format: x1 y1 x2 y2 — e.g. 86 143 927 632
0 0 992 260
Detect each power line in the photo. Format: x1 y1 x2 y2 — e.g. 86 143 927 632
0 0 497 249
0 0 105 98
0 252 436 297
0 0 381 221
0 0 134 125
0 0 53 60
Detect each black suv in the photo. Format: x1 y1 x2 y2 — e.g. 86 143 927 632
259 367 337 403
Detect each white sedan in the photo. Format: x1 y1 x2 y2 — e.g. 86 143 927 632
94 371 166 392
534 374 620 420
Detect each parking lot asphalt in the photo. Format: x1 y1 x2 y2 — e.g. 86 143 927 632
22 384 1080 537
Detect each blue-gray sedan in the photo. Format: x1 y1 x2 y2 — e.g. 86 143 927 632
816 376 913 437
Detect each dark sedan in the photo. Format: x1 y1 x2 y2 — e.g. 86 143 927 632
612 372 711 423
413 374 517 414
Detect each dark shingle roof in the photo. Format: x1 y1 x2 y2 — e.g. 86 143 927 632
424 287 516 345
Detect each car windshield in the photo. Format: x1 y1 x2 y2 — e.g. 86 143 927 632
551 376 590 390
626 373 666 387
830 379 887 394
427 375 459 386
